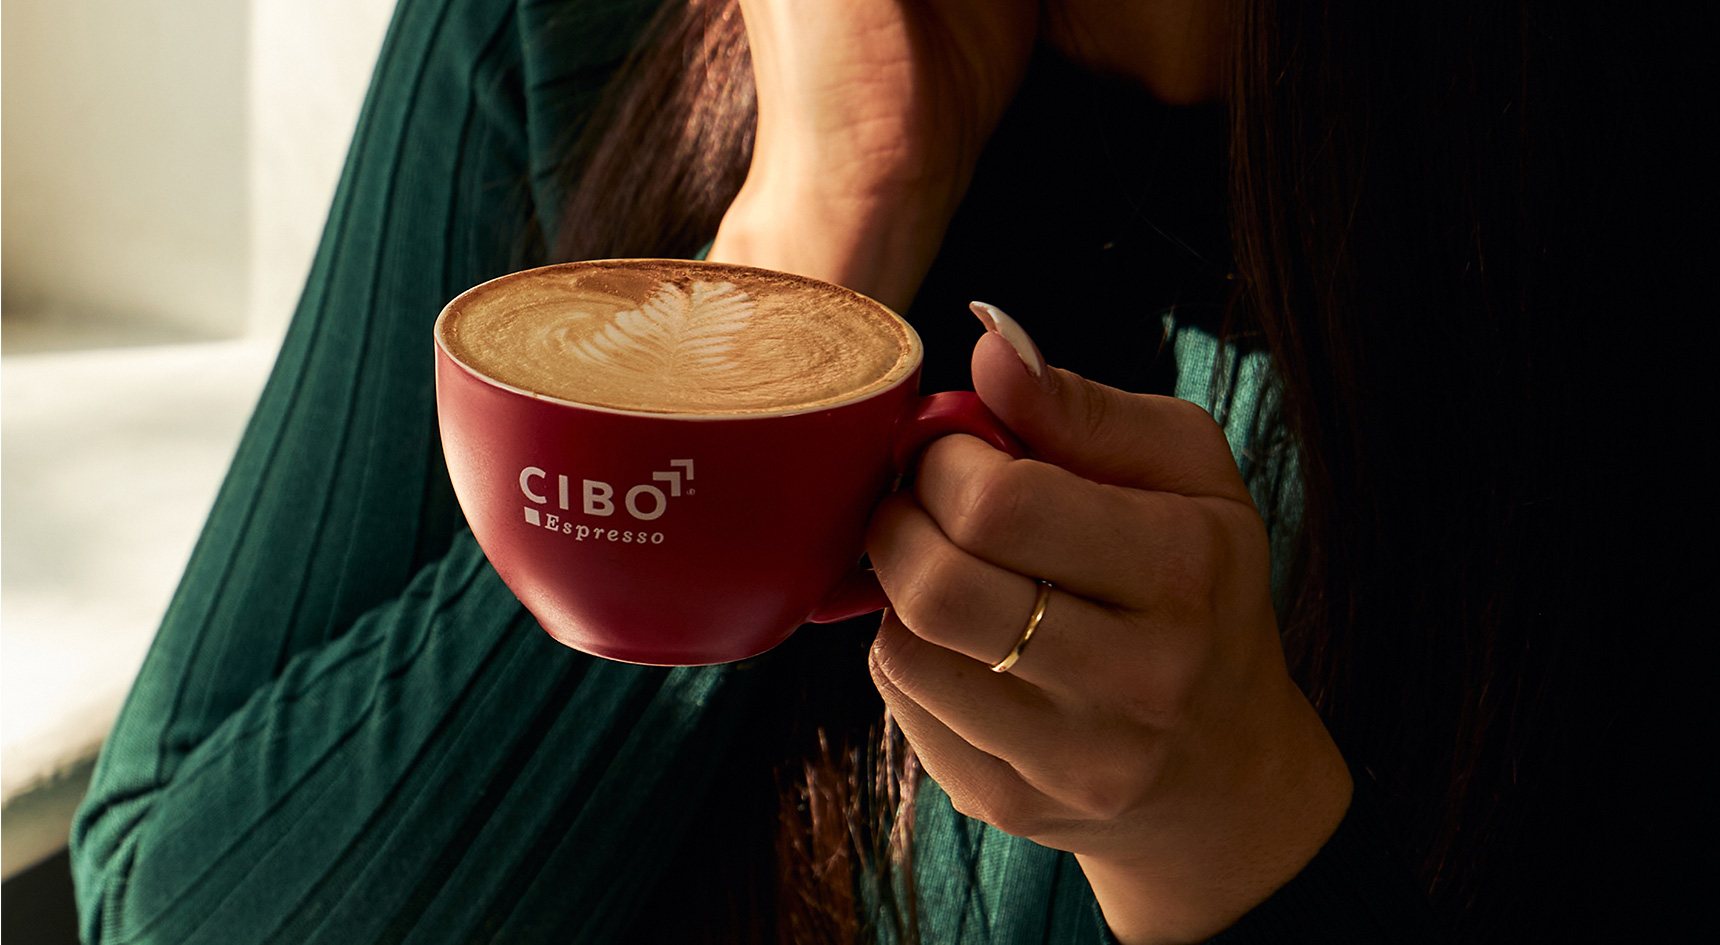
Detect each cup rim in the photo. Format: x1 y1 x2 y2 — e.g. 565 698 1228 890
435 259 926 420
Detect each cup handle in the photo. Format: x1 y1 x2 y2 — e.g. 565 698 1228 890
806 391 1025 624
888 390 1026 475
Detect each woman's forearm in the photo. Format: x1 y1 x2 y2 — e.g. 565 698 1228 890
707 174 961 314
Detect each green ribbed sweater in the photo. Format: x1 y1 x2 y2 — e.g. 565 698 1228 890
69 1 1439 942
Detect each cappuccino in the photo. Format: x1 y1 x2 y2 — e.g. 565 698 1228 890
437 260 918 415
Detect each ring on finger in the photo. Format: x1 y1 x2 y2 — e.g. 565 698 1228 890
991 580 1053 674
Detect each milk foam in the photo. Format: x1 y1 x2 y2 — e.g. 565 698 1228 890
439 261 918 414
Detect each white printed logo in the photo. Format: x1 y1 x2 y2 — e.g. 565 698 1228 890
518 459 694 543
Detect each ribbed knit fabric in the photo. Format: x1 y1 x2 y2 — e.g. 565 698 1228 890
69 1 1441 942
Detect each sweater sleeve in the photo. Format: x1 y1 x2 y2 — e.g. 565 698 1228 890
1082 771 1444 945
67 2 740 943
1199 769 1445 944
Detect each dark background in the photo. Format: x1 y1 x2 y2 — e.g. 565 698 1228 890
4 849 81 945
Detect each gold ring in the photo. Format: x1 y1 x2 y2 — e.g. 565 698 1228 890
991 580 1053 673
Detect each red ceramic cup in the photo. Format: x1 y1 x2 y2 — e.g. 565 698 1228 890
435 261 1020 665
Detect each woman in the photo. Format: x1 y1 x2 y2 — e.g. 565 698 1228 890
72 0 1706 942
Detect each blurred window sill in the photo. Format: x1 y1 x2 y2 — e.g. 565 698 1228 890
2 325 280 878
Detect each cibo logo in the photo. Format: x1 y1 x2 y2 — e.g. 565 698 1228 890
518 460 694 537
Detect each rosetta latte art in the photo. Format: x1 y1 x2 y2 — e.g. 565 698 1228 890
558 280 754 382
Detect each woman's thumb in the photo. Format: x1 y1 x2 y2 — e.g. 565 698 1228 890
968 302 1244 496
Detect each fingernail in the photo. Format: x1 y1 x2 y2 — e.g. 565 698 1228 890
970 301 1050 385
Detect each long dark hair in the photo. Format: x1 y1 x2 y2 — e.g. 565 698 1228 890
1229 0 1704 939
554 0 1707 941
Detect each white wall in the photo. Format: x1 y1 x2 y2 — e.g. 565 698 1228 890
3 0 251 339
1 0 396 343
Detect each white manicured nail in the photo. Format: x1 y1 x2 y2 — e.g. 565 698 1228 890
970 300 1047 380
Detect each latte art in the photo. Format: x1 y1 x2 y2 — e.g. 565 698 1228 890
559 279 755 383
438 260 919 415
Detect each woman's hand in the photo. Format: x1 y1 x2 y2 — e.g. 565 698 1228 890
865 307 1353 945
708 0 1038 311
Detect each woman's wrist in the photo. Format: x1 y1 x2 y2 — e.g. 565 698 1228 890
707 172 963 313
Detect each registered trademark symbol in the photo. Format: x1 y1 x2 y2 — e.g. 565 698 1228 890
687 488 696 495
